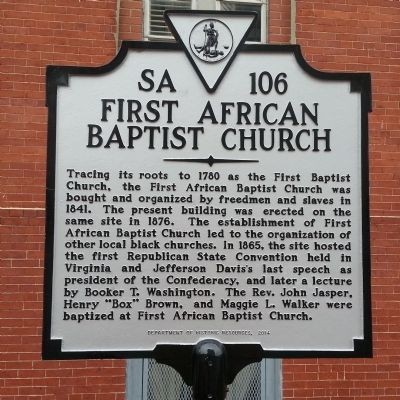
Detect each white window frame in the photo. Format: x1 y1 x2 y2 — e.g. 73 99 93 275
143 0 268 43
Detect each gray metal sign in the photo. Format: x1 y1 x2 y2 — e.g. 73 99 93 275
43 11 371 359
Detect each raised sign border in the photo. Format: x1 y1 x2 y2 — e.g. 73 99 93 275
43 38 372 360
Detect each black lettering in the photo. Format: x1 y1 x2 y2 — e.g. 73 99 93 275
157 70 176 92
138 69 155 92
198 101 218 124
87 124 103 147
101 99 115 122
104 125 125 148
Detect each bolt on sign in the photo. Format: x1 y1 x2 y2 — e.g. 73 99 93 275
43 11 372 359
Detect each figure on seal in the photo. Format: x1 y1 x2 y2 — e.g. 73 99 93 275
194 21 224 58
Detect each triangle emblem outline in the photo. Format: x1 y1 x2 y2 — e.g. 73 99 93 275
165 10 257 93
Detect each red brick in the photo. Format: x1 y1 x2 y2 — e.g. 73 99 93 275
0 0 125 397
2 1 400 399
284 0 400 395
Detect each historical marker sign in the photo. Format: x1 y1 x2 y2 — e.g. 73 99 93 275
44 11 372 359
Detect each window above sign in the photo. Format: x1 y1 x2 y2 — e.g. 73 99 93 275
144 0 267 43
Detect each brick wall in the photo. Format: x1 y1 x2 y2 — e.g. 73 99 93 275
1 1 126 398
119 0 143 43
1 0 399 399
281 0 400 399
268 0 292 43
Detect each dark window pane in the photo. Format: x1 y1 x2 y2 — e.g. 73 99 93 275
150 0 192 36
220 2 262 42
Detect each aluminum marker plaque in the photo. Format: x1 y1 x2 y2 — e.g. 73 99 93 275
43 11 372 359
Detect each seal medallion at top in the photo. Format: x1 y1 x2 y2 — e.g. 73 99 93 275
189 19 233 63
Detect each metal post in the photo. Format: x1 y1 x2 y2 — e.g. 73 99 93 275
192 340 227 400
154 342 263 400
